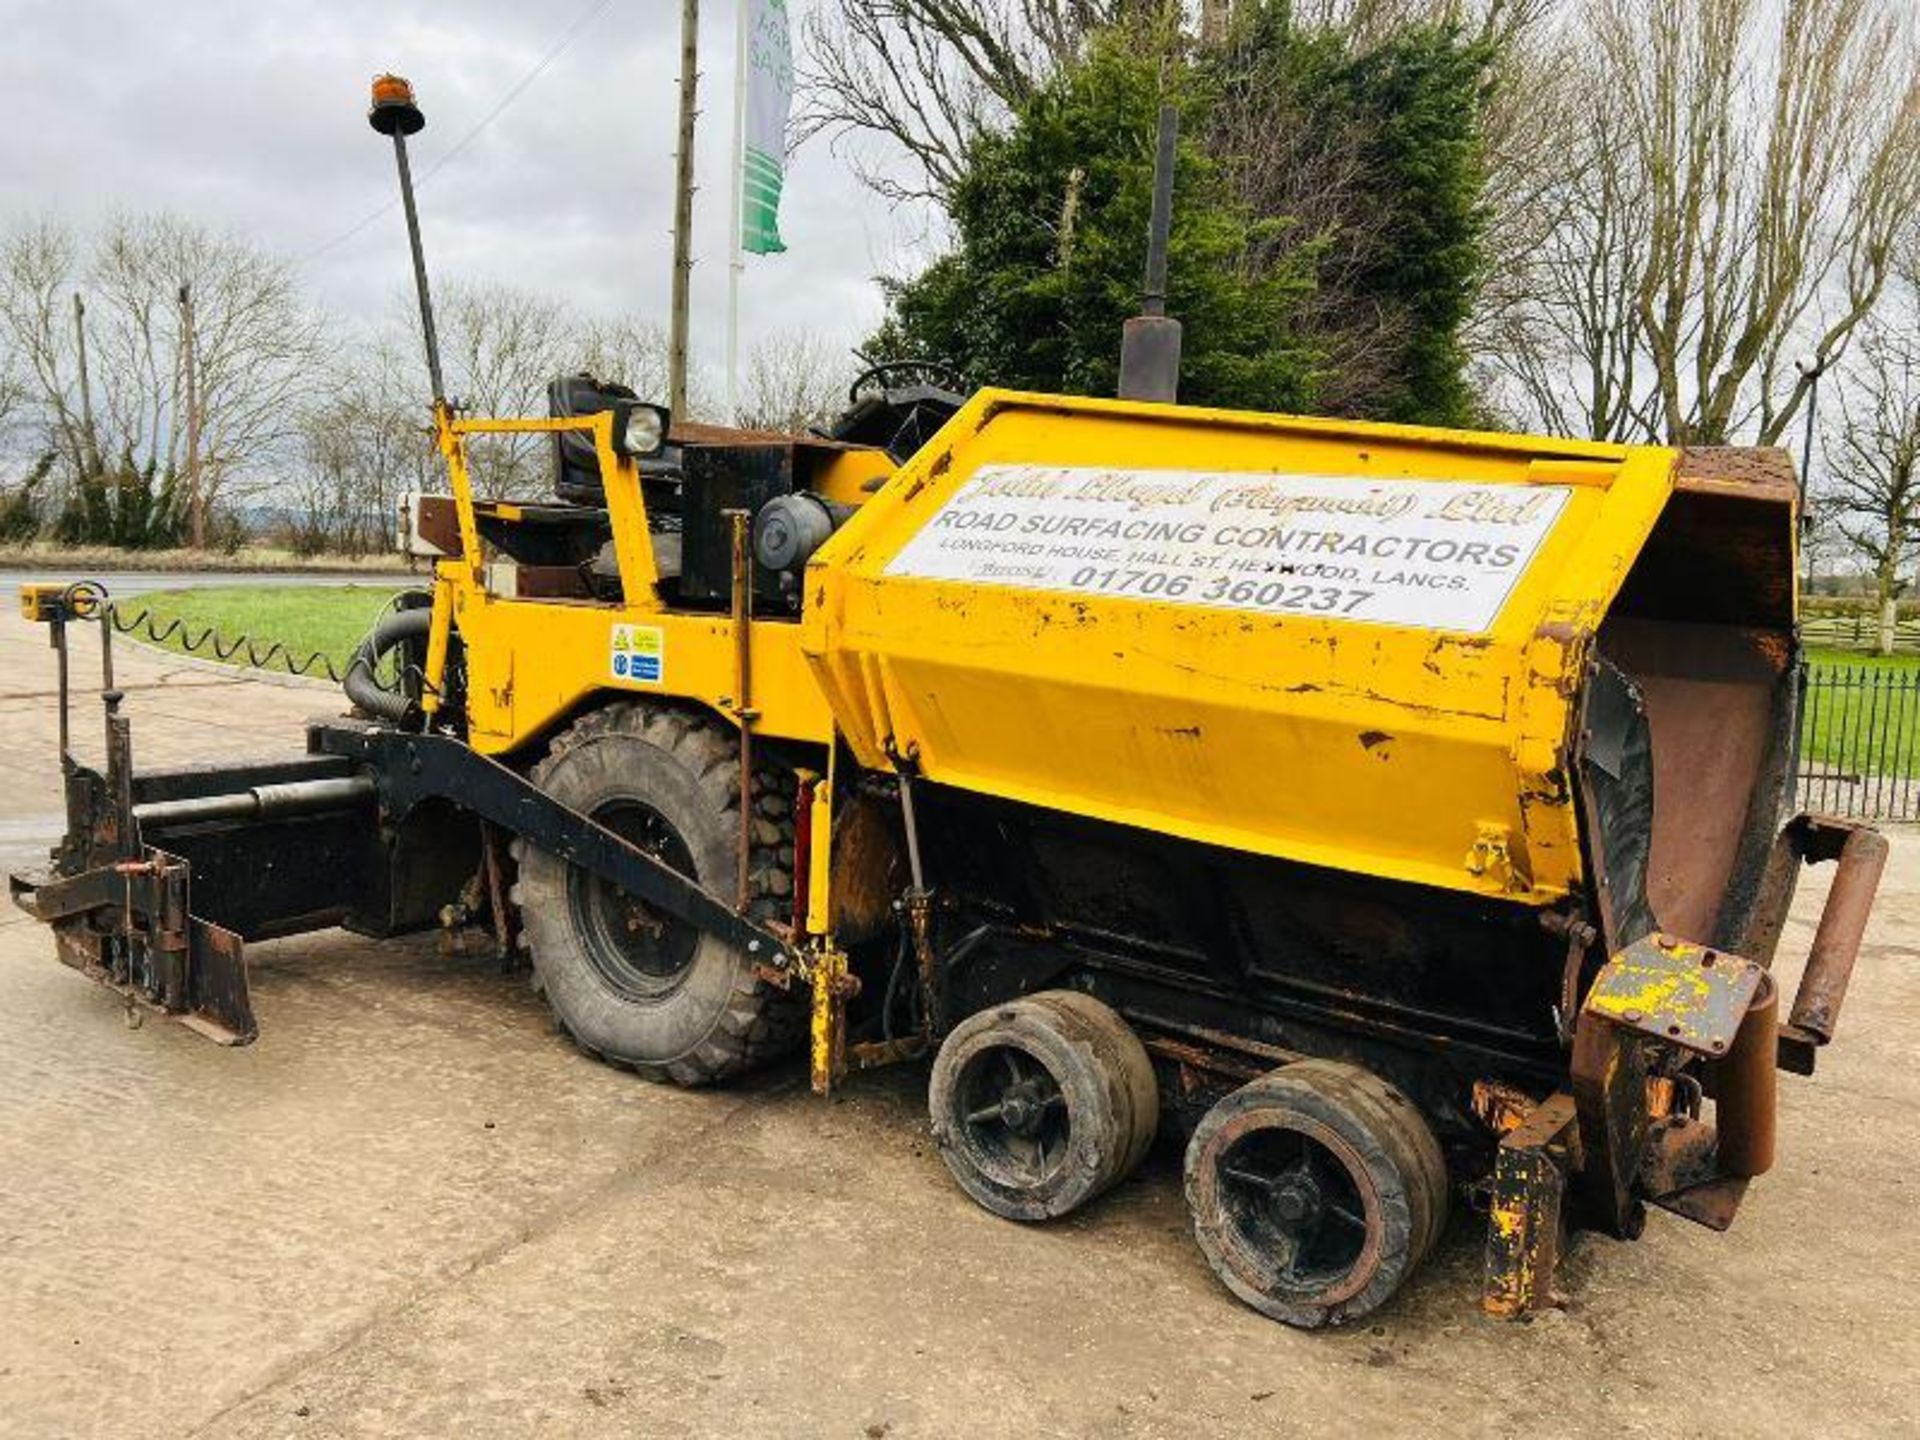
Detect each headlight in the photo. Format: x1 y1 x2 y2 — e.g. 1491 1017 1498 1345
611 400 669 458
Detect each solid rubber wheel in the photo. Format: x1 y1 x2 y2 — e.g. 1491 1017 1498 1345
928 990 1158 1221
1184 1059 1448 1328
510 703 803 1086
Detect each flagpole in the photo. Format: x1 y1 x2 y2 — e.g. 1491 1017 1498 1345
725 0 748 424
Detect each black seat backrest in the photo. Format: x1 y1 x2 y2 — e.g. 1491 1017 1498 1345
824 382 964 462
549 372 639 502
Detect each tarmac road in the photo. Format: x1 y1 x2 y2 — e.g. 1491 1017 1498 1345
0 609 1916 1439
0 568 412 597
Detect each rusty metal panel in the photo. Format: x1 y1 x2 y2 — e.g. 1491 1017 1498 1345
1600 617 1794 944
1673 445 1797 499
1571 659 1658 952
1734 813 1889 1073
1614 448 1798 630
1643 1115 1751 1231
1584 933 1764 1057
1483 1093 1577 1318
1715 973 1778 1178
1788 822 1887 1043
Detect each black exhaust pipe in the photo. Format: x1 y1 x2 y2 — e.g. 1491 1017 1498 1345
1117 104 1183 404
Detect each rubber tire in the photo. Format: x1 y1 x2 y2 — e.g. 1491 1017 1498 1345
929 990 1159 1221
510 702 802 1086
1184 1059 1448 1328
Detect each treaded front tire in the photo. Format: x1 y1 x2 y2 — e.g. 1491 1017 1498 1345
509 702 803 1086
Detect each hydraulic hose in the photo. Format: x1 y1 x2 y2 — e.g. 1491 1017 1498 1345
95 595 346 681
50 580 429 698
343 605 432 723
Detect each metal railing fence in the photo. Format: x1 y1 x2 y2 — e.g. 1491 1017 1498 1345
1797 662 1920 820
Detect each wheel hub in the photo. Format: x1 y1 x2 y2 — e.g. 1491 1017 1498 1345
1216 1129 1371 1294
997 1083 1047 1135
1272 1172 1321 1227
953 1044 1073 1189
568 797 701 997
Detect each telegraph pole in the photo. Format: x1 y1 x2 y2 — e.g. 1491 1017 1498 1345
71 293 101 477
668 0 700 417
178 281 204 549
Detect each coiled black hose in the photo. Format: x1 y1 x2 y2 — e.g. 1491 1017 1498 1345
101 601 347 681
58 580 431 713
342 606 433 722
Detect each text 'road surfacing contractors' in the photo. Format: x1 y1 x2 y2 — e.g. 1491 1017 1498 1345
884 463 1573 633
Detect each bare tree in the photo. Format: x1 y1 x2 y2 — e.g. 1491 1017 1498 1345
5 219 805 547
1204 1 1548 419
1286 0 1549 47
735 331 859 433
288 339 438 555
1625 0 1919 444
0 315 26 459
1205 17 1383 414
1490 0 1920 446
1799 484 1850 595
285 400 371 555
1475 28 1654 439
0 213 327 540
1827 302 1920 652
799 1 1108 205
383 282 721 497
807 2 1289 203
802 1 1545 208
423 279 580 497
0 218 97 479
575 314 720 420
576 315 677 406
0 329 41 537
1468 4 1599 417
89 214 328 519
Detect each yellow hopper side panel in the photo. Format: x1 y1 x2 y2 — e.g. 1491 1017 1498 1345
801 390 1678 906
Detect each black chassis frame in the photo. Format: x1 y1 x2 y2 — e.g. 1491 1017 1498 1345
9 716 798 1045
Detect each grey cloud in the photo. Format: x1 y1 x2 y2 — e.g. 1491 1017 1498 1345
0 0 915 389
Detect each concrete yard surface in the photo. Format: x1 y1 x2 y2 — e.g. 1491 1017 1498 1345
0 609 1916 1439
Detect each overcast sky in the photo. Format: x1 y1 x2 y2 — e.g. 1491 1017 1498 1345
0 0 920 381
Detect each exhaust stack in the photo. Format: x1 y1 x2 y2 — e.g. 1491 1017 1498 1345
1117 105 1183 404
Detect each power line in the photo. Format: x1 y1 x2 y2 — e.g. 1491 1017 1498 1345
299 0 618 265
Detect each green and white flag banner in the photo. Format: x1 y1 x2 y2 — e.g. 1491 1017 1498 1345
742 0 792 256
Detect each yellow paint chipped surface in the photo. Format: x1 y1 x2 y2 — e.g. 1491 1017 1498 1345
803 390 1679 904
1586 958 1718 1021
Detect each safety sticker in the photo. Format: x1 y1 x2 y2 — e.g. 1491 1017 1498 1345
610 624 665 684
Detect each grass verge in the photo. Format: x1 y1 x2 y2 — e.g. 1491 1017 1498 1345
0 541 414 575
117 585 409 678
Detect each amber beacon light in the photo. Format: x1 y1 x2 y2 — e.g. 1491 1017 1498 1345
367 73 425 136
366 72 444 401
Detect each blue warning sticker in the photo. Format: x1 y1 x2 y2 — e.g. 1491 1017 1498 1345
609 624 664 684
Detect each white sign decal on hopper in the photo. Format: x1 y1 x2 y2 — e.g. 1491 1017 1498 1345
884 464 1572 634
